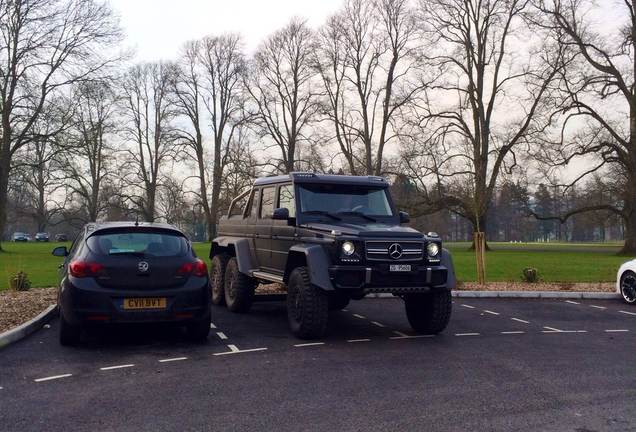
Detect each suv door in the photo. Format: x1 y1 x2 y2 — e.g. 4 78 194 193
271 184 297 273
255 186 275 272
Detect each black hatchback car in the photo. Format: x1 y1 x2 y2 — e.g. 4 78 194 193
52 222 211 345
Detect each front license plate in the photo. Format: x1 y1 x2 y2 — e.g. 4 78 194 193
123 297 167 310
390 264 411 272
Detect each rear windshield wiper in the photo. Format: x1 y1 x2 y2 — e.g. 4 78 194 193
108 251 146 257
302 210 342 221
336 211 377 222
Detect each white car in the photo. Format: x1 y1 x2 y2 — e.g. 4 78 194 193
616 259 636 305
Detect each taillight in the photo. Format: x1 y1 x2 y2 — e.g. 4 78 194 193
177 259 208 277
69 261 105 278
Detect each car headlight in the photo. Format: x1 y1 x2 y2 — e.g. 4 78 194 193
341 241 355 256
427 242 440 257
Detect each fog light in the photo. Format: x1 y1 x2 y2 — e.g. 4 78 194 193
342 241 355 256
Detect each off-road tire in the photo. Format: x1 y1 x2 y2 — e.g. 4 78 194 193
211 254 229 306
328 294 350 311
620 271 636 305
287 267 329 339
186 312 211 341
59 313 81 346
404 290 452 334
224 258 255 313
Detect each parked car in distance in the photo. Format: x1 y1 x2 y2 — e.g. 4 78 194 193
617 260 636 305
52 221 211 345
35 232 50 242
55 233 68 242
211 172 455 339
12 232 28 242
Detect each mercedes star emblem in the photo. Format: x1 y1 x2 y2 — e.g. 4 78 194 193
138 261 149 273
388 243 403 260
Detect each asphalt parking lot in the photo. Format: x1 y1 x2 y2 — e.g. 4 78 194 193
1 297 635 432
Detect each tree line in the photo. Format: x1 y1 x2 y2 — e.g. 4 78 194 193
1 0 634 252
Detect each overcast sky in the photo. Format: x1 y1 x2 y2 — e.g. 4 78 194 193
109 0 344 61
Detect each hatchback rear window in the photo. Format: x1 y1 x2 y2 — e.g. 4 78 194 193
86 231 189 257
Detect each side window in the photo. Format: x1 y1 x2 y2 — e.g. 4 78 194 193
260 187 275 219
250 189 261 217
229 192 249 218
68 232 84 258
278 184 296 218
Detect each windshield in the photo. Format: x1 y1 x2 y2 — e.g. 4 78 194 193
298 184 394 217
86 231 189 257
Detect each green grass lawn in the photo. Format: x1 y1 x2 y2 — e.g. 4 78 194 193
1 241 633 290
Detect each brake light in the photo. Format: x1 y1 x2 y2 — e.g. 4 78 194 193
69 261 105 278
177 259 208 277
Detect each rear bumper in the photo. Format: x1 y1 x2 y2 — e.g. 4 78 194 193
59 277 211 326
328 264 448 294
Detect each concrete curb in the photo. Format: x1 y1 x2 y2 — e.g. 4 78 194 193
367 291 622 300
0 304 58 350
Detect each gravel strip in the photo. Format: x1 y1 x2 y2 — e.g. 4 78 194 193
458 281 614 292
0 288 57 333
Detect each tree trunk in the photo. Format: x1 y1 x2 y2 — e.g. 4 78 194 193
0 156 10 251
620 182 636 254
468 214 491 251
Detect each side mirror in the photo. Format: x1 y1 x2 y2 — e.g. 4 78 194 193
399 211 410 224
52 246 68 257
272 207 290 220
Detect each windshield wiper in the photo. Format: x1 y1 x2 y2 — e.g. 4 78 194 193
336 211 377 222
108 251 145 257
302 210 342 221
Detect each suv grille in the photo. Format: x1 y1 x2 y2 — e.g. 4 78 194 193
365 241 424 261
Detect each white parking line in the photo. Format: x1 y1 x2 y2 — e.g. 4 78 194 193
34 374 72 383
501 331 525 334
389 334 435 340
210 323 217 329
455 333 480 337
159 357 188 363
605 329 630 333
347 338 371 343
352 314 366 319
565 300 580 305
511 318 530 324
370 321 386 328
294 342 325 347
590 305 606 310
619 310 636 316
216 332 228 340
100 364 135 371
483 310 499 316
213 346 268 356
542 326 563 333
461 304 475 309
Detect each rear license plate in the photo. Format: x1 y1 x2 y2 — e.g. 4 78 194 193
390 264 411 272
123 297 167 310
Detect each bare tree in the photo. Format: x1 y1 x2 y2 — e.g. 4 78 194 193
173 35 248 239
0 0 121 247
533 0 636 253
246 18 319 173
400 0 565 244
120 63 179 222
314 0 421 175
62 81 117 222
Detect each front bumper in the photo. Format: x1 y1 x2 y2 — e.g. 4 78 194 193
59 277 211 325
328 263 448 294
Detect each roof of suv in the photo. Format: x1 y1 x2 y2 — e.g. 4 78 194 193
254 172 389 187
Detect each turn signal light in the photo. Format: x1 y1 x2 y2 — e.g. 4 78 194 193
69 261 105 278
177 259 208 277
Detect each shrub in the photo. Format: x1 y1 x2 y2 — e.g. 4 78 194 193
9 271 31 291
522 267 539 283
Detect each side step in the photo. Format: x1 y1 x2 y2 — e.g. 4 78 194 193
251 270 284 284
